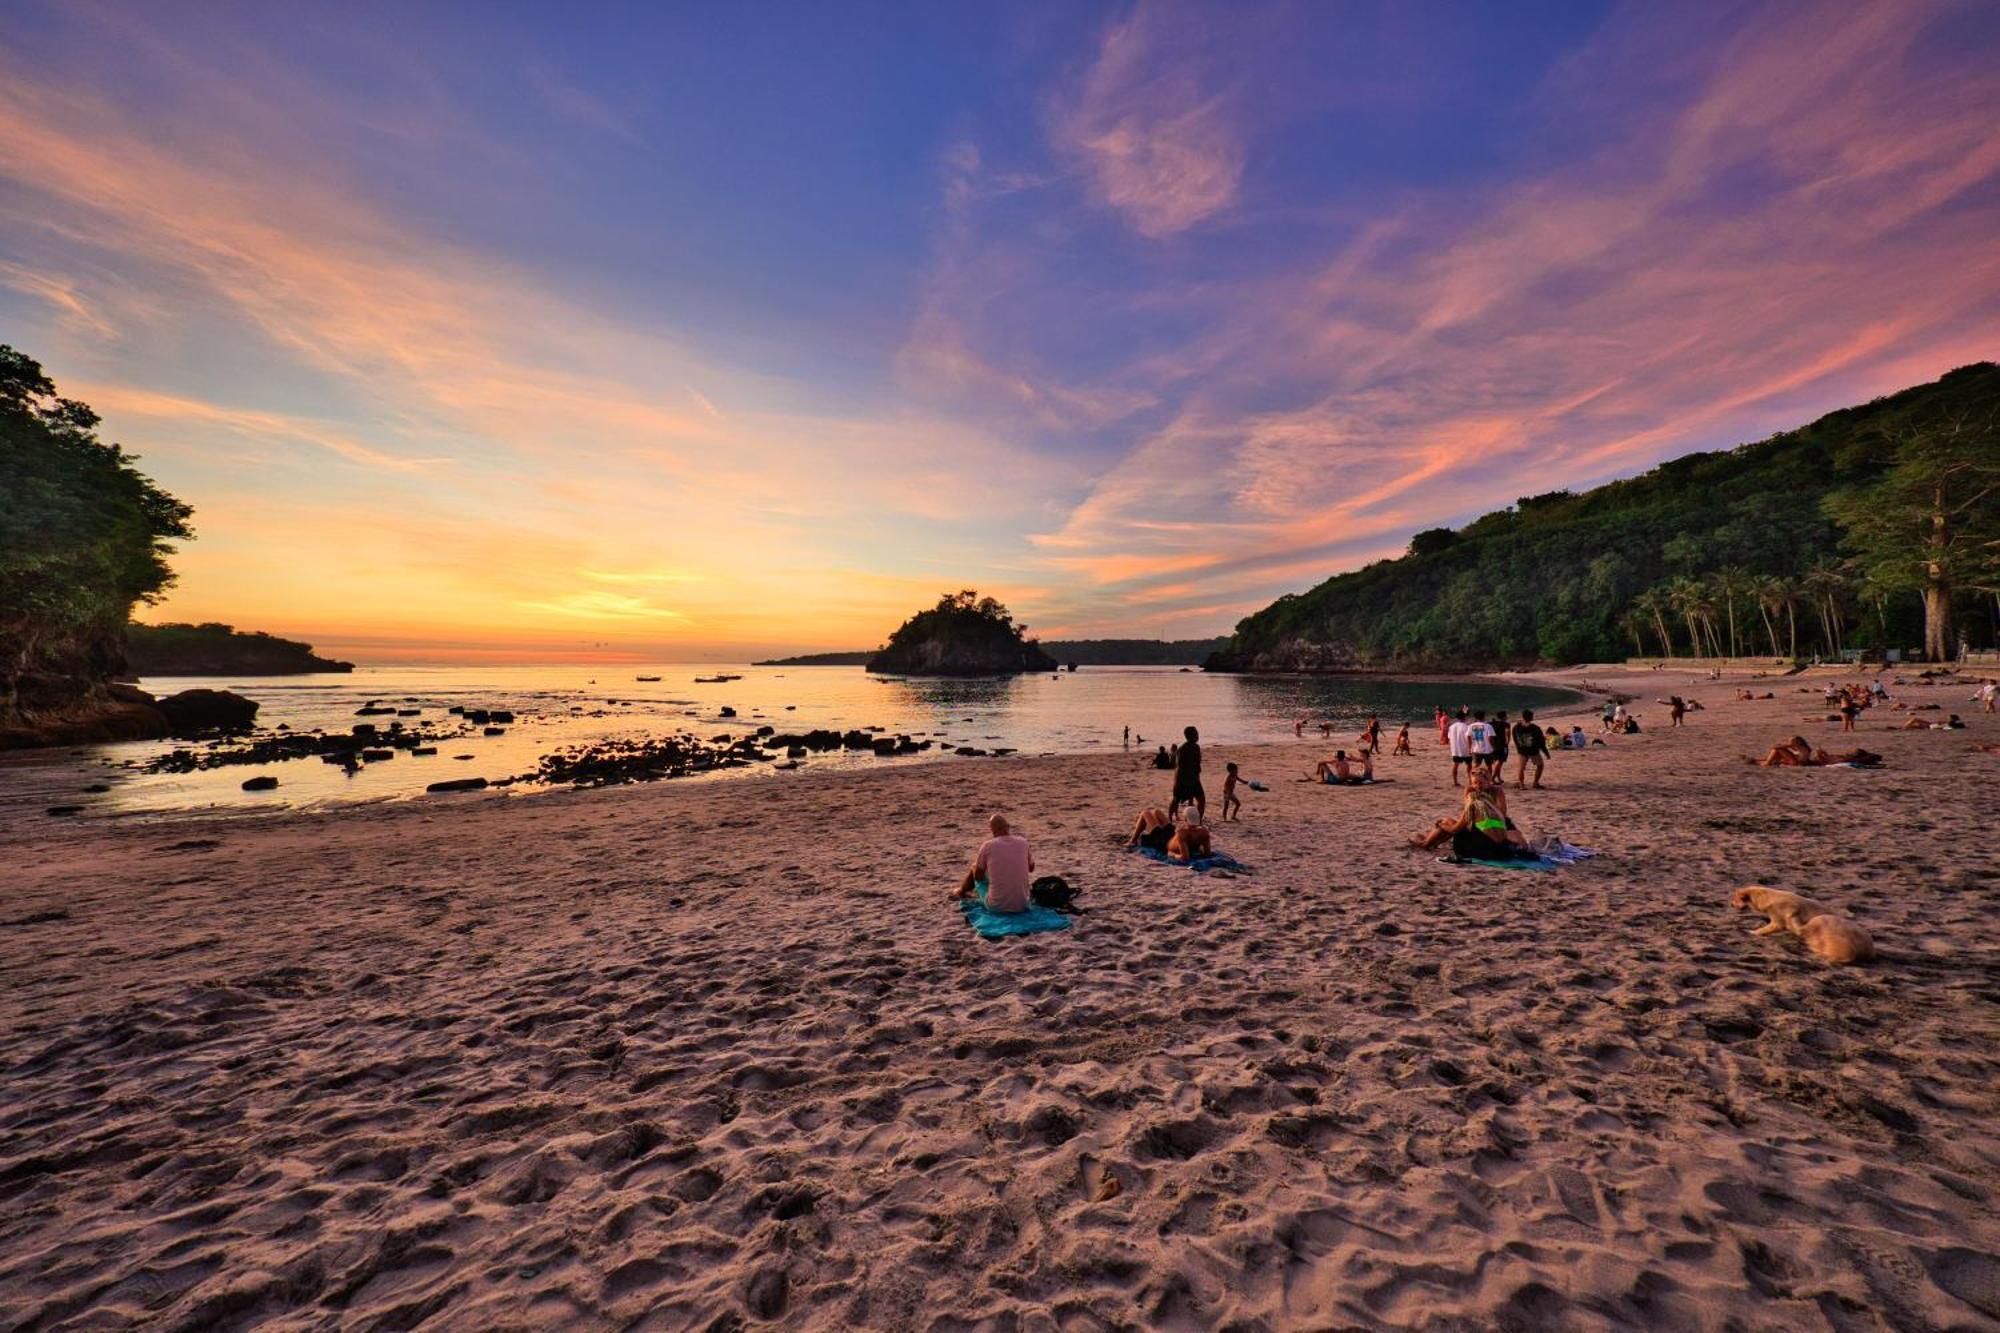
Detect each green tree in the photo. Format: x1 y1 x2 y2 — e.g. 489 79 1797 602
1823 407 2000 661
1 346 193 721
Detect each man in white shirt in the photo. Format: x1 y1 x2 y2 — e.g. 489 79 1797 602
1446 709 1474 787
1466 710 1496 777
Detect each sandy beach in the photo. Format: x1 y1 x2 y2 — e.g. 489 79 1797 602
3 665 1998 1331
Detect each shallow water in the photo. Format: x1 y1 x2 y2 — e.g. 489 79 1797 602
0 664 1582 820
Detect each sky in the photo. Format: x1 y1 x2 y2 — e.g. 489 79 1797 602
3 1 1996 662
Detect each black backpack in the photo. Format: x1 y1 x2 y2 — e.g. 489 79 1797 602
1030 876 1086 914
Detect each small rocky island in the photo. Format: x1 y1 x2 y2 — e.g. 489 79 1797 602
125 622 354 675
865 590 1058 676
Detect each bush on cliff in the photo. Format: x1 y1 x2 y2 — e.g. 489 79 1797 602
0 345 193 723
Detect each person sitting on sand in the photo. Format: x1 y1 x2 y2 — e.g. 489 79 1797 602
1392 723 1413 756
1151 745 1173 770
1127 806 1175 852
1314 749 1375 784
1408 772 1533 859
1567 724 1587 749
1168 818 1213 861
953 814 1034 912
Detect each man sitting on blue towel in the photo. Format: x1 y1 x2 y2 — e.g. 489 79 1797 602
952 813 1034 912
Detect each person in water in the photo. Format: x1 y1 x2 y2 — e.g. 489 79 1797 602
953 814 1034 912
1314 749 1375 784
1408 772 1532 858
1171 725 1205 821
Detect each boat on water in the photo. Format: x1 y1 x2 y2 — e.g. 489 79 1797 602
694 673 743 683
635 675 661 681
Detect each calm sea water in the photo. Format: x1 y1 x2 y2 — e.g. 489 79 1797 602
0 665 1583 820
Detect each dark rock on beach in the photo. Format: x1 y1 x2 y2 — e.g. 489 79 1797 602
240 775 280 791
155 688 259 736
426 777 489 793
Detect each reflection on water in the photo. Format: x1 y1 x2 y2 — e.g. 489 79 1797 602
0 664 1581 820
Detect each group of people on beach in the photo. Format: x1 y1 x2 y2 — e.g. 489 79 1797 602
1437 706 1553 789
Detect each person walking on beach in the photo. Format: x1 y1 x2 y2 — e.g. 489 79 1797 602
1980 680 1998 714
1447 709 1474 786
1171 726 1205 821
1392 722 1413 755
1363 716 1382 754
1669 695 1686 727
1466 710 1496 776
1511 709 1548 789
1221 762 1247 821
1434 706 1451 747
952 814 1033 913
1488 710 1511 779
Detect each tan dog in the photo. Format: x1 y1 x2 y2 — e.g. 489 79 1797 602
1733 885 1875 965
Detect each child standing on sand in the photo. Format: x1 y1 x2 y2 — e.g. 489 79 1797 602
1222 762 1246 821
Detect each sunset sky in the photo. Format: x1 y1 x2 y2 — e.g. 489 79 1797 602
4 1 1996 661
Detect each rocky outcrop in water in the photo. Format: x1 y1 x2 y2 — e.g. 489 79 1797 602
865 590 1057 677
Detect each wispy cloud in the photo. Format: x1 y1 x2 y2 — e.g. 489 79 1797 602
1052 4 1243 237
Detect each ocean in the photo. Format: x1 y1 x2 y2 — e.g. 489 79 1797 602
1 665 1584 820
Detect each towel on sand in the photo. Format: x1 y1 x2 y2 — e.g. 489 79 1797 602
1440 837 1595 871
1132 846 1247 873
958 880 1072 939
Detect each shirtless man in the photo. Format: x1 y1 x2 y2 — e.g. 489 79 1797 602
953 814 1034 912
1314 749 1374 784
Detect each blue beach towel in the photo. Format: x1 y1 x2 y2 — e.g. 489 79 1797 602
1438 839 1595 871
1132 846 1248 873
957 881 1072 939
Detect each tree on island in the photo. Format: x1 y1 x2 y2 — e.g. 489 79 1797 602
1823 405 2000 663
866 590 1059 676
1 345 192 722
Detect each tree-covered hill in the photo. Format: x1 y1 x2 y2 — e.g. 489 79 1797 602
125 622 354 675
866 591 1059 675
1210 363 2000 672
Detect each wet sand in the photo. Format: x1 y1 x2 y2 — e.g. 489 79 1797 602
3 666 1997 1330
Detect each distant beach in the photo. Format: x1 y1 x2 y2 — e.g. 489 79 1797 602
4 662 1996 1328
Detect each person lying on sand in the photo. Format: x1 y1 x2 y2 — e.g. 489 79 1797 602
1746 736 1884 767
1313 750 1375 784
1974 741 2000 755
1408 773 1532 858
953 814 1034 912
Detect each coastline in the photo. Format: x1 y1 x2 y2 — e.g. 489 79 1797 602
3 663 1996 1327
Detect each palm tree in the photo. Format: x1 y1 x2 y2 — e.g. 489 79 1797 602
1710 567 1752 659
1802 561 1850 658
1752 576 1789 658
1632 587 1675 657
1666 577 1718 660
1618 609 1648 657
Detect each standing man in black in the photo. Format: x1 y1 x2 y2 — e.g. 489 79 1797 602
1171 725 1205 822
1511 708 1549 789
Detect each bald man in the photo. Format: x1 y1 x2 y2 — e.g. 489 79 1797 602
954 814 1035 913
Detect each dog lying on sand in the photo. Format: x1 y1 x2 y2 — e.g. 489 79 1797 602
1732 885 1876 965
